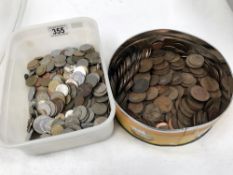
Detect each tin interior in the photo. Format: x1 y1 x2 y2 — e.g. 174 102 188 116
108 29 233 132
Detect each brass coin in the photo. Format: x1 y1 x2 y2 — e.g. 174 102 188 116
190 85 210 102
36 65 46 76
200 76 219 92
146 87 159 100
26 75 38 86
27 59 40 70
128 102 144 114
154 96 173 113
48 80 61 93
128 92 146 103
51 124 64 135
139 59 153 72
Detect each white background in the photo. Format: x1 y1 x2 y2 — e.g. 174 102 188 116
1 0 233 174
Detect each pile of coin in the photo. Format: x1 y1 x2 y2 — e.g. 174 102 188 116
25 44 110 139
111 47 233 130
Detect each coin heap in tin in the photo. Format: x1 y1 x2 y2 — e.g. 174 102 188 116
114 48 233 130
25 44 110 139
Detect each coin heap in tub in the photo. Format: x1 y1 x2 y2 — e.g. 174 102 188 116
121 50 233 130
25 44 110 139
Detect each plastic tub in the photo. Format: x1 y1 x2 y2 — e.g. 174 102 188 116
0 17 115 154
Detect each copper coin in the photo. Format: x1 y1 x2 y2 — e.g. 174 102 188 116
150 75 160 86
151 56 164 65
74 96 85 106
186 96 204 111
143 104 162 123
200 76 219 92
159 71 173 85
167 87 179 100
155 122 169 129
128 92 146 103
164 51 176 62
190 85 210 102
181 73 197 87
146 87 159 100
128 102 144 114
154 96 173 113
139 59 153 72
132 79 149 93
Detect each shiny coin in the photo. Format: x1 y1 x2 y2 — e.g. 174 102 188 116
33 115 53 134
55 84 69 96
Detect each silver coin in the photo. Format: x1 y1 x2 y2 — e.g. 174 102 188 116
46 60 55 72
62 128 74 134
85 73 100 87
77 59 89 67
71 71 86 85
64 47 75 56
40 55 52 65
95 95 109 103
36 91 50 102
65 110 74 118
55 84 69 96
75 105 88 122
28 87 36 101
94 116 107 126
74 65 88 75
91 103 107 115
85 108 95 123
64 65 75 73
47 100 57 116
33 115 53 134
66 78 78 87
36 100 51 115
79 44 94 53
51 49 62 57
42 118 54 133
81 122 94 128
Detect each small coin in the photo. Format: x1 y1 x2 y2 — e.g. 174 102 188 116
51 124 64 135
155 122 169 129
167 87 179 100
79 44 94 53
74 95 85 106
48 80 61 93
132 79 149 93
146 87 159 100
200 76 219 92
128 92 146 103
33 115 53 134
94 116 107 126
186 54 204 68
77 59 89 67
153 96 173 112
139 59 153 72
150 75 160 86
85 73 100 87
143 104 162 123
190 85 210 102
26 75 38 86
55 84 69 96
93 83 107 97
128 102 144 114
91 102 107 115
27 59 40 70
181 73 197 87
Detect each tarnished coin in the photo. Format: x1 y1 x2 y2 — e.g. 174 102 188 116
146 87 159 100
93 82 107 97
128 102 144 114
85 73 100 87
190 85 210 102
167 87 179 100
26 75 38 86
91 103 107 115
150 75 160 86
128 92 146 103
132 79 149 93
85 51 100 65
200 76 219 92
139 59 153 72
77 59 89 67
27 59 40 70
143 104 162 123
94 116 107 126
74 95 85 106
181 73 197 87
154 96 173 112
186 54 204 68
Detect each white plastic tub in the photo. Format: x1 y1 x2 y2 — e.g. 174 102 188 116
0 17 115 154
